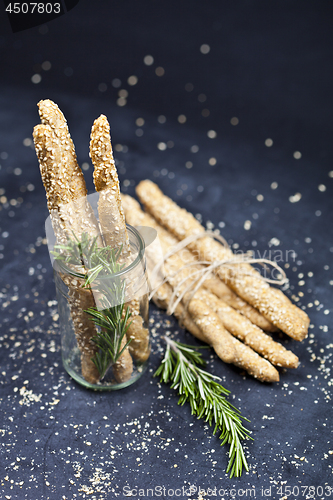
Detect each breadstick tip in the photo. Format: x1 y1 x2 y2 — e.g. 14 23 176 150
92 114 110 131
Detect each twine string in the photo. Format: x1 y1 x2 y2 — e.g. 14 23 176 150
148 230 289 320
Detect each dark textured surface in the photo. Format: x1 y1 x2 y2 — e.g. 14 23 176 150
0 1 332 498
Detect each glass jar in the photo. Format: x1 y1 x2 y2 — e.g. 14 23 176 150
53 225 150 390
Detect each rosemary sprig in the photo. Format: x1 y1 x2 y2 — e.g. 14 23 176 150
86 302 132 380
52 232 132 381
52 231 124 287
51 231 100 269
154 337 252 478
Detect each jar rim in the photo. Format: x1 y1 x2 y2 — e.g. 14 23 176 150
54 224 146 280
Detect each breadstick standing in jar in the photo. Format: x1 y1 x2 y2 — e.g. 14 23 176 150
89 115 134 382
33 122 100 385
90 115 153 380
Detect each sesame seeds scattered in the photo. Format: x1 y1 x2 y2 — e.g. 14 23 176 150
1 28 332 496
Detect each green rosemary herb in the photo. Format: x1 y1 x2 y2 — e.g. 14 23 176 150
86 301 132 380
154 337 252 478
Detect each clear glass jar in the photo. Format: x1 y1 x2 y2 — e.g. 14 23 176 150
53 225 150 390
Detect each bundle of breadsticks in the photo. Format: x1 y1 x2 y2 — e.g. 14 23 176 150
121 180 310 383
33 100 149 385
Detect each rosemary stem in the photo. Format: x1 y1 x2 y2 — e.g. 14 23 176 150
155 336 251 478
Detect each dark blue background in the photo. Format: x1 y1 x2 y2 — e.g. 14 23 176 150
0 1 332 497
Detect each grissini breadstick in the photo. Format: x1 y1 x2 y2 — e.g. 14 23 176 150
61 274 100 383
33 124 70 243
113 335 134 383
121 196 207 347
122 194 280 381
186 298 236 364
136 180 310 341
229 336 279 382
198 288 299 368
33 123 100 384
90 115 153 380
121 193 276 332
89 114 134 382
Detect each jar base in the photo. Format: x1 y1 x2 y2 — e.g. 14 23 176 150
62 356 149 391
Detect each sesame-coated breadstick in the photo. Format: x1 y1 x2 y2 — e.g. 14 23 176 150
33 122 100 385
136 180 310 341
90 115 155 381
202 276 278 332
89 114 134 382
229 336 279 382
199 288 299 368
121 195 236 364
33 124 69 243
112 335 134 384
